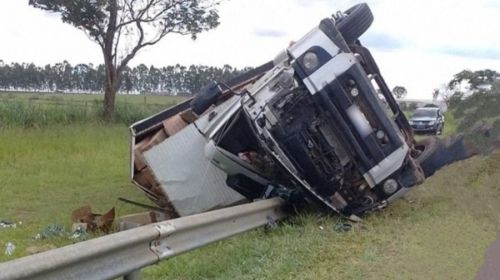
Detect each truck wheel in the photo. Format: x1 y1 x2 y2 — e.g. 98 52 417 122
415 137 438 164
414 137 441 177
335 3 374 44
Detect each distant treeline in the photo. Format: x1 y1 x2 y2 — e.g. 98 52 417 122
0 60 252 95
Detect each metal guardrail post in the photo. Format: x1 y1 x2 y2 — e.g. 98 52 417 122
119 220 144 280
0 198 287 280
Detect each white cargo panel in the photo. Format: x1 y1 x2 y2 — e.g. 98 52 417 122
144 124 245 216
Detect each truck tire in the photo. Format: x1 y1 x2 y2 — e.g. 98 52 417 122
415 137 439 165
335 3 374 44
415 137 441 177
415 136 467 178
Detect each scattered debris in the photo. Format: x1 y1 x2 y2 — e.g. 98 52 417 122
333 223 353 233
266 216 278 229
37 223 67 239
70 205 115 233
0 220 16 229
70 225 87 241
4 242 15 256
33 223 88 242
71 222 87 233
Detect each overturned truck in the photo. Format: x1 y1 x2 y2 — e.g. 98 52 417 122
129 4 440 220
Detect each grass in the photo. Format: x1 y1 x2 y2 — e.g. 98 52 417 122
441 110 457 137
0 124 151 261
139 152 499 280
0 91 186 127
0 91 186 105
0 98 498 279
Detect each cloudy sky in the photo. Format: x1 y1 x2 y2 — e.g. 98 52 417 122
1 0 500 98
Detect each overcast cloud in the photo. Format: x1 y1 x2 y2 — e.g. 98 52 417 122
253 29 288 38
1 0 500 98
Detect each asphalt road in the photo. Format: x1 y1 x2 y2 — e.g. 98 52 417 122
474 237 500 280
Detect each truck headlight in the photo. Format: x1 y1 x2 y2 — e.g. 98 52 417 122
303 52 319 70
383 179 398 195
428 120 436 126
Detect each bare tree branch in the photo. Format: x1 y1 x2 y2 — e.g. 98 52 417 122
30 0 221 120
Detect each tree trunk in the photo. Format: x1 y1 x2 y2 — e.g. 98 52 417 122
102 0 118 122
102 70 121 122
103 80 116 122
102 54 117 122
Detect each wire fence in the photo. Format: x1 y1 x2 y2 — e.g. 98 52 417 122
0 94 183 127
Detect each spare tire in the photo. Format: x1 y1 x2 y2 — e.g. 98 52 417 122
335 3 374 44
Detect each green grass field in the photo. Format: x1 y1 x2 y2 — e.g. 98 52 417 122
0 124 151 261
0 96 498 279
0 91 186 106
0 91 187 127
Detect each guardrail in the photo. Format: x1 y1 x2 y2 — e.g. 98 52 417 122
0 198 287 280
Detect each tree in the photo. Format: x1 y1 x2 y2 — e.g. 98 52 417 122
121 66 133 94
0 60 248 95
30 0 220 121
392 85 407 99
448 69 499 93
408 102 418 111
432 88 439 101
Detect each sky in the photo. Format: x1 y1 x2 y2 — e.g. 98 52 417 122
1 0 500 99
